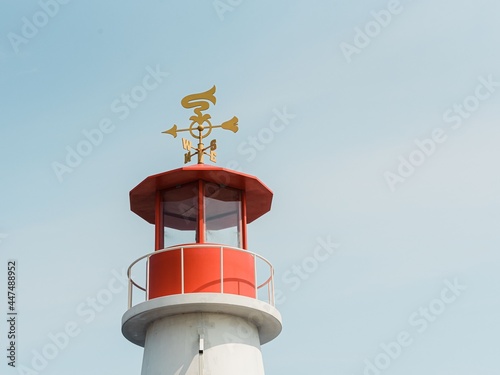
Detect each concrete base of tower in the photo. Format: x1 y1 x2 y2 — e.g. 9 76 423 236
122 293 282 375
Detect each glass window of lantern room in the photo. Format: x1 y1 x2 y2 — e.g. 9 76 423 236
204 182 242 248
162 182 198 247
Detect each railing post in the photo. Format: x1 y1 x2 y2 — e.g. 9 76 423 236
220 247 224 293
181 247 185 294
267 281 270 305
254 254 258 299
128 278 132 310
271 266 275 306
146 257 150 302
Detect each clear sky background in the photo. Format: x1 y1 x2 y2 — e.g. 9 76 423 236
1 1 499 374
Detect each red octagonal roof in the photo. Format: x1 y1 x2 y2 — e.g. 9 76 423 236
130 164 273 224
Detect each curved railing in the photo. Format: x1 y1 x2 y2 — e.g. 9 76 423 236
127 244 275 309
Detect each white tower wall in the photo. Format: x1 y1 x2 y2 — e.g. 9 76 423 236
122 293 282 375
142 312 264 375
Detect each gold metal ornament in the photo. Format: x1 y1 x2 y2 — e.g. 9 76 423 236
162 85 239 164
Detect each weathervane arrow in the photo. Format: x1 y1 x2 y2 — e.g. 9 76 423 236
163 125 178 138
162 85 239 164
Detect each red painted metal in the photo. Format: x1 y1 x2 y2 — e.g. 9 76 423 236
155 190 163 250
241 191 248 250
130 164 273 225
223 248 255 297
148 250 181 299
198 180 205 243
148 245 255 299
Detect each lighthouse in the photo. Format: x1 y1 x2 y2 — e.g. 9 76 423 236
121 86 282 375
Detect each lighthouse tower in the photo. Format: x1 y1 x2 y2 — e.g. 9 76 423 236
121 86 282 375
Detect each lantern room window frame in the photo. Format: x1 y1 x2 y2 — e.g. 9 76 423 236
155 180 248 250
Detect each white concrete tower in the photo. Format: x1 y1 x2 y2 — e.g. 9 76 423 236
122 164 282 375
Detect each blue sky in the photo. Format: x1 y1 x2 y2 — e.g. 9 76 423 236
1 0 499 374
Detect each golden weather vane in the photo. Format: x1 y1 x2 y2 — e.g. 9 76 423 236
162 85 239 164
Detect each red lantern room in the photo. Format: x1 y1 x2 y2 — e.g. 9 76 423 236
129 164 273 300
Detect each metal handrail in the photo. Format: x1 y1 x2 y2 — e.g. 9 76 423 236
127 244 275 309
